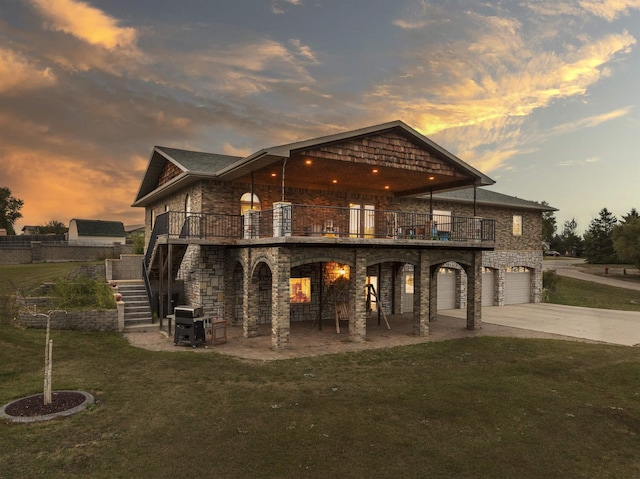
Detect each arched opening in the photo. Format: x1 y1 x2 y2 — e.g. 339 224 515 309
250 261 272 326
240 192 261 214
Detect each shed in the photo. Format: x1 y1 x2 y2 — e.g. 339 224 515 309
68 219 126 245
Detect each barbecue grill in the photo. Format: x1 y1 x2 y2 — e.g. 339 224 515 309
173 305 206 348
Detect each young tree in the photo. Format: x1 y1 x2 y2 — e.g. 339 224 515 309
612 209 640 270
583 208 618 264
557 218 582 256
541 201 557 244
0 187 24 235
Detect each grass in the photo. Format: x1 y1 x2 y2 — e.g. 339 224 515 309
2 263 640 478
544 269 640 312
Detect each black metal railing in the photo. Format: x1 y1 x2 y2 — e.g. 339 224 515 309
253 205 495 242
144 207 495 243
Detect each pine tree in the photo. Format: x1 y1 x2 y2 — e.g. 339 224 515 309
583 208 618 264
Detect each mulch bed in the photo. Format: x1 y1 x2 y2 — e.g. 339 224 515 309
4 391 86 418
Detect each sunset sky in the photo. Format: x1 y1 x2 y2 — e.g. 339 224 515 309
2 0 639 235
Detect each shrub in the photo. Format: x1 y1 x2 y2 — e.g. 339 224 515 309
53 276 116 310
131 232 145 254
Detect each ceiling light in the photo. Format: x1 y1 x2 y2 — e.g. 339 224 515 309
305 159 312 165
271 173 277 177
384 185 390 190
428 176 435 180
372 169 378 173
332 179 338 184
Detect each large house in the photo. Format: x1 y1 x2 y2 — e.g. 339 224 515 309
132 120 555 350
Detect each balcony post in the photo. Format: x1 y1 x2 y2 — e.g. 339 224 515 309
273 202 292 237
244 209 260 239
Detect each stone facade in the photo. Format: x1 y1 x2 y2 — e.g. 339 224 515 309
138 124 551 351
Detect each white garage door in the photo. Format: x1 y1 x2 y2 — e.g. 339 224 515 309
505 267 532 304
482 268 495 306
437 268 457 310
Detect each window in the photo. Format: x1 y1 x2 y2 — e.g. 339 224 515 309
240 193 261 214
513 215 522 236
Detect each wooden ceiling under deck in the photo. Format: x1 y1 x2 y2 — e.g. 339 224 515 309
242 154 478 197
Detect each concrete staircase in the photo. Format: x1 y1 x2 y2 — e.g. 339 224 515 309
117 281 157 333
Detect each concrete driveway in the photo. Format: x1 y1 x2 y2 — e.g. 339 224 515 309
477 304 640 346
445 259 640 346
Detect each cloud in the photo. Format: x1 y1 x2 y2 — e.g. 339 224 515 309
270 0 302 15
365 3 637 172
579 0 640 21
0 47 56 93
29 0 137 50
552 107 633 136
559 156 601 167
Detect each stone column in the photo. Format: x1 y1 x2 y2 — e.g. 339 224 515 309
465 251 483 330
413 252 430 336
429 265 438 322
497 269 506 306
273 202 292 237
244 209 260 239
350 250 367 342
271 247 291 350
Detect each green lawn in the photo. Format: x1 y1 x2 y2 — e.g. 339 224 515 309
2 263 640 479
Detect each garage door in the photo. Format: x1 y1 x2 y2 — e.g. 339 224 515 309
437 268 457 310
482 268 495 306
505 267 532 304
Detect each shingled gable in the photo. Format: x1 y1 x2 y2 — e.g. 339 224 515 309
216 120 494 196
132 147 242 207
133 120 495 207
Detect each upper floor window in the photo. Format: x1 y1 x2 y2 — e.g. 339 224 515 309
513 215 522 236
240 193 261 214
185 194 191 216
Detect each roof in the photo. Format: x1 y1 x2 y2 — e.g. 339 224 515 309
132 120 495 207
70 219 126 237
216 120 494 186
132 147 241 206
430 188 557 211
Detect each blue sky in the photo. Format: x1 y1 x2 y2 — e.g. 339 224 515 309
1 0 639 234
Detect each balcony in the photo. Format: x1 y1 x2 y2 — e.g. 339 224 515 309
151 206 495 247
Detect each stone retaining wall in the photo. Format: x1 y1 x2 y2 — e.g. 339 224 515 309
16 297 118 331
0 242 133 265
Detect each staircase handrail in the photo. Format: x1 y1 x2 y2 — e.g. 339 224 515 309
141 212 170 319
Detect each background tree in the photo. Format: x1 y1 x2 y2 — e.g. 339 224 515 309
541 201 557 245
612 209 640 270
0 187 24 235
38 220 68 235
583 208 618 264
556 218 583 256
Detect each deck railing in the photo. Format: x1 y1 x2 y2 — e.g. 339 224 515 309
149 207 495 243
253 204 495 242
